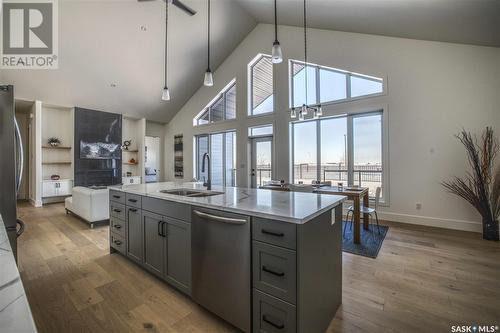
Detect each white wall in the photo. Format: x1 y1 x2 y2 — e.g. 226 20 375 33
146 121 167 181
165 24 500 232
30 101 42 207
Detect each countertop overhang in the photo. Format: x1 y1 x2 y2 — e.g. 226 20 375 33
109 182 346 224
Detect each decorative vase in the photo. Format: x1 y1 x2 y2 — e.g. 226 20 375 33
50 142 59 147
482 218 499 241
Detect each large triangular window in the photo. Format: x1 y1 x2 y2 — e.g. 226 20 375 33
194 80 236 126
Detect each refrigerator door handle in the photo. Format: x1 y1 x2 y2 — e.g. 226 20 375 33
16 219 25 237
14 117 23 194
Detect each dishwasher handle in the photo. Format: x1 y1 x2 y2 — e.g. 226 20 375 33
193 210 247 225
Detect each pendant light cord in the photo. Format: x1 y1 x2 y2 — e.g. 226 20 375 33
274 0 278 42
164 2 168 87
303 0 308 105
207 0 211 71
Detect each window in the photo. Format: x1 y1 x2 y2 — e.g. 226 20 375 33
249 55 274 116
194 81 236 126
195 131 236 187
290 61 383 108
291 111 384 199
248 124 273 137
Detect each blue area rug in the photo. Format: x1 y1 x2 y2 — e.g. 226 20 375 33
342 221 389 258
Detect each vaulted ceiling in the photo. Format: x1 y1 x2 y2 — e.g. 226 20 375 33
3 0 499 123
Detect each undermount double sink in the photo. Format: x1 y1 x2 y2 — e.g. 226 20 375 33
159 188 224 198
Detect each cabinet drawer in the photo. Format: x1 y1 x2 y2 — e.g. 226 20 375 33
142 196 191 222
110 217 125 238
253 218 296 250
126 193 142 208
253 241 296 304
110 202 125 220
110 233 126 255
253 289 296 333
109 190 125 204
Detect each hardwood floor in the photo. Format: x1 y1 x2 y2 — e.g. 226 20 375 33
17 202 500 332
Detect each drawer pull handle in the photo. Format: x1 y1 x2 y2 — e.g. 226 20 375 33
263 315 284 329
114 225 122 229
114 240 122 246
113 209 121 213
261 229 284 237
129 208 138 212
128 199 138 203
113 195 121 199
262 266 285 277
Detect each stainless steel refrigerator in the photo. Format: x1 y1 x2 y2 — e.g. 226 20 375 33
0 85 25 260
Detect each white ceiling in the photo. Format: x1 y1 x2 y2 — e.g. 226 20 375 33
237 0 500 47
3 0 499 123
3 0 256 123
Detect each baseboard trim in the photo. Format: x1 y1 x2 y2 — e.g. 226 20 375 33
29 199 43 208
376 211 481 233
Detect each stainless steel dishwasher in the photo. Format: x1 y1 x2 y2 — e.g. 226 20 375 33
192 207 251 333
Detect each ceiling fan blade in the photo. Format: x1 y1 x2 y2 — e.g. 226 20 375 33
172 0 196 16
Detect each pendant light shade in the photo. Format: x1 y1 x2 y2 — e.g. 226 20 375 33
162 1 170 101
290 108 297 119
271 0 283 64
204 70 214 87
317 104 323 116
299 110 305 121
204 0 213 86
301 104 307 115
162 86 171 101
272 41 283 64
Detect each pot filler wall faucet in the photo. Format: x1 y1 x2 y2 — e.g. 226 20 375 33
201 152 211 190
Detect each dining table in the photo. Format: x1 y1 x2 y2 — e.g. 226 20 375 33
313 186 370 244
259 184 370 244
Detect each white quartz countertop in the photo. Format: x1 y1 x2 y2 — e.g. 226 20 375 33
110 182 346 224
0 214 37 333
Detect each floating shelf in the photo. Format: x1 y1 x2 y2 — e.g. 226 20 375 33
123 162 138 165
42 146 72 149
42 161 72 165
123 150 139 153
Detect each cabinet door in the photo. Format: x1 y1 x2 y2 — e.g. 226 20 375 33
143 211 165 278
165 217 191 295
42 182 57 197
57 180 71 196
126 207 143 264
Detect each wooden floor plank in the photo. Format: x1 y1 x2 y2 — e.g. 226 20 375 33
16 202 500 333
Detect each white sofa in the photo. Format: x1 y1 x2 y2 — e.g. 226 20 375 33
65 186 109 228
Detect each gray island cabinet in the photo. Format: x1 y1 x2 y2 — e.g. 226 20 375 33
109 183 344 333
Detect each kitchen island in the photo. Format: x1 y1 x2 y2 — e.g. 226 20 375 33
108 182 345 333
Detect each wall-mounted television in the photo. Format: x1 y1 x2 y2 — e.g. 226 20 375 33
80 141 121 159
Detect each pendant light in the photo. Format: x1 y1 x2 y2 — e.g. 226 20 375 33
162 1 170 101
290 0 323 119
271 0 283 64
204 0 214 86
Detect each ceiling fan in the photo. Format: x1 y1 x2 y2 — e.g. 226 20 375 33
138 0 196 16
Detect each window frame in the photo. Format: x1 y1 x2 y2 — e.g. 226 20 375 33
194 129 237 187
290 109 388 203
248 124 274 138
248 54 274 117
194 80 237 127
289 60 386 109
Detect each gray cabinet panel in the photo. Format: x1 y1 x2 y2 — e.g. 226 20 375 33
109 190 125 204
253 218 296 250
143 211 165 278
165 217 191 295
142 196 191 222
253 289 296 333
110 202 125 220
126 193 142 209
110 233 126 255
126 207 143 264
110 217 125 238
253 241 297 304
